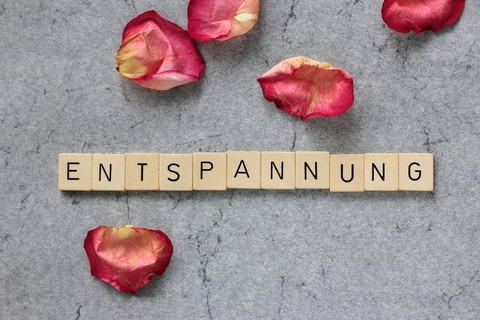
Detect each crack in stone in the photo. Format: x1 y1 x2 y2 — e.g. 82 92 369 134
422 127 449 152
281 0 298 43
278 276 286 314
124 0 137 14
173 134 223 147
125 191 131 224
20 192 31 210
167 193 182 210
443 270 479 309
194 233 213 319
71 195 79 205
1 234 11 245
75 305 82 320
423 127 431 152
130 120 145 129
291 126 297 151
228 192 235 206
337 0 363 16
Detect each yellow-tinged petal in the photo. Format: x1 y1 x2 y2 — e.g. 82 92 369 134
257 56 354 120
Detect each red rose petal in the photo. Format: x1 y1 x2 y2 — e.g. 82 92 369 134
382 0 465 33
188 0 260 41
257 57 354 120
84 225 173 294
116 11 205 90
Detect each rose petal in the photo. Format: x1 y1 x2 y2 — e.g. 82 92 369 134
84 225 173 294
116 11 205 90
382 0 465 33
257 57 354 120
188 0 260 41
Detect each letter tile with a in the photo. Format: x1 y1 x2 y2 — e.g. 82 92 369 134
227 151 261 189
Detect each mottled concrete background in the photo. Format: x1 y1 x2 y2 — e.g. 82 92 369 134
1 0 479 319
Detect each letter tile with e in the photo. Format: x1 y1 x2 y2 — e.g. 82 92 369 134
58 153 92 191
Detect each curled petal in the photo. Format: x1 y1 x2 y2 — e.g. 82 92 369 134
382 0 465 33
257 57 354 120
84 225 173 294
188 0 260 41
116 11 205 90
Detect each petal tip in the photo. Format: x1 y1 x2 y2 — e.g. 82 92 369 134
188 0 260 41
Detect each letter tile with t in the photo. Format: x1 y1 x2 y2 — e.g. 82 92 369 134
261 152 295 189
330 154 365 192
125 153 159 190
399 153 434 191
193 153 227 190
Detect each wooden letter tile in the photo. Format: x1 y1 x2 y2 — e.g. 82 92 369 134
159 154 193 191
193 153 227 190
330 154 365 192
399 153 434 191
364 153 399 191
227 151 261 189
92 154 126 191
58 154 92 191
295 152 330 189
261 152 295 189
125 153 159 190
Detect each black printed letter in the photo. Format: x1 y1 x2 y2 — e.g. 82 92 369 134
271 162 284 180
304 162 318 180
234 160 250 178
168 163 180 182
372 163 385 181
99 164 112 182
200 161 213 179
341 164 354 183
137 163 147 182
67 162 80 180
408 162 422 181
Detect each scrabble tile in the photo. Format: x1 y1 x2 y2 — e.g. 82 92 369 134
330 154 365 192
193 153 227 190
261 152 295 189
58 154 92 191
92 154 126 191
227 151 261 189
159 154 193 191
295 152 330 189
365 153 399 191
399 153 434 191
125 153 159 190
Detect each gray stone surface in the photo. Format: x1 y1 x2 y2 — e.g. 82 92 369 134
1 0 479 319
